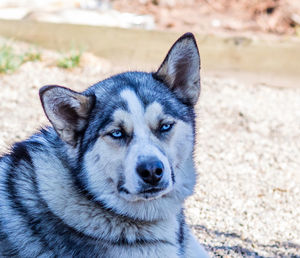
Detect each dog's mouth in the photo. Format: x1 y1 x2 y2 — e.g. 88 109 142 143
138 187 168 200
118 183 170 201
139 187 164 194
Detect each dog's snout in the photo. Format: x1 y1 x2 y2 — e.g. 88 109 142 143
136 157 164 186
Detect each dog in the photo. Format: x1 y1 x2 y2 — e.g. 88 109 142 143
0 32 208 257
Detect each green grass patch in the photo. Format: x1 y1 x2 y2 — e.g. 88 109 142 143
0 42 83 74
0 45 23 74
22 49 41 62
0 45 41 74
57 50 82 69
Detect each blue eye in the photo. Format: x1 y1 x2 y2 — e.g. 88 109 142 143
110 130 123 139
160 123 173 132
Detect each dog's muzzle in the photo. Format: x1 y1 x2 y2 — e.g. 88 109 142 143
117 155 171 201
136 156 164 186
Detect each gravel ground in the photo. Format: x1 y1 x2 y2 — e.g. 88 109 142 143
0 41 299 257
189 77 300 257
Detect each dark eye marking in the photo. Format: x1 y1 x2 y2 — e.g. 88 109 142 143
159 122 175 133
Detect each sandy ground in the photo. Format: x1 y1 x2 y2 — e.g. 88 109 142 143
0 42 299 257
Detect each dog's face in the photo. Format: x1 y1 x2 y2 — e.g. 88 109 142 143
40 33 201 219
82 78 195 203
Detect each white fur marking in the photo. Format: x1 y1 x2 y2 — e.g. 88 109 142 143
120 90 173 197
120 90 146 138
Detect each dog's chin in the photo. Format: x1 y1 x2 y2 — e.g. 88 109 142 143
118 187 171 202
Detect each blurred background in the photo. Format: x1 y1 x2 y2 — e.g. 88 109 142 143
0 0 299 257
0 0 300 34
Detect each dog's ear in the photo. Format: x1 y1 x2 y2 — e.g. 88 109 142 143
39 85 94 146
154 32 201 106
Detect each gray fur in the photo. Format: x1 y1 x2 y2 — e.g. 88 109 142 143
0 33 208 257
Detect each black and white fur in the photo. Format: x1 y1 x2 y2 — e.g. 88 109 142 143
0 33 208 257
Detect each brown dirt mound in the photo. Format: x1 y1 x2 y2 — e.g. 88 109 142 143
114 0 300 36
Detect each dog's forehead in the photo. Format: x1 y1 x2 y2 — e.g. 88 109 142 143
120 89 144 118
88 72 192 124
112 89 164 127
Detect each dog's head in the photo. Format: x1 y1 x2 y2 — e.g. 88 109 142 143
40 33 201 220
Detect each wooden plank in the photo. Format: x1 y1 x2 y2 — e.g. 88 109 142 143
0 19 299 80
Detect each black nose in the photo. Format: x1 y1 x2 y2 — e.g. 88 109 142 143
136 157 164 186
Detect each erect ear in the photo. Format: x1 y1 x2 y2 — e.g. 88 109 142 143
39 85 94 146
154 32 201 106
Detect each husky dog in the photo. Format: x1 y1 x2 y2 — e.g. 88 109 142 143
0 33 208 257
